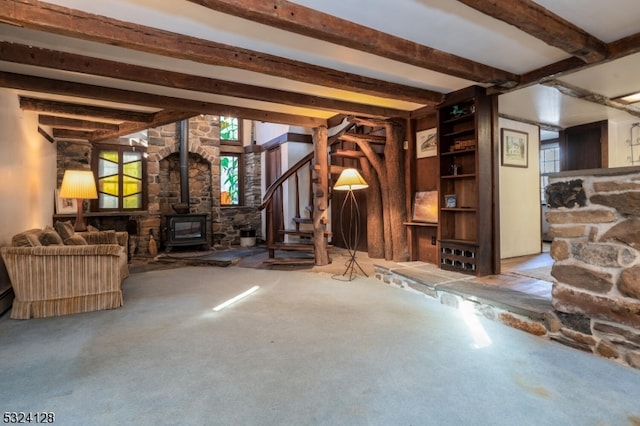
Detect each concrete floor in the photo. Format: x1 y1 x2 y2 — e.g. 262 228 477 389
1 264 639 425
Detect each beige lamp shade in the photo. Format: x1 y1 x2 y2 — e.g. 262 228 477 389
333 168 368 191
59 170 98 199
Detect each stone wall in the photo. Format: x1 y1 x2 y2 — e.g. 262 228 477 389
546 166 640 369
57 115 263 255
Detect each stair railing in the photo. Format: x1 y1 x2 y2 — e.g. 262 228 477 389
259 122 357 261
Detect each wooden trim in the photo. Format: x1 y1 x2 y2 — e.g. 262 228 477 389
261 133 313 150
37 126 55 143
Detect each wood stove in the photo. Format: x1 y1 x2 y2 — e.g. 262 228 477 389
165 213 208 251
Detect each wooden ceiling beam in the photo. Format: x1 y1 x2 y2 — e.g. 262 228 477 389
52 128 95 140
0 42 416 118
90 111 199 142
186 0 518 87
19 97 155 123
457 0 608 63
0 0 440 104
1 72 327 128
542 80 640 119
494 30 640 94
608 32 640 59
38 114 120 131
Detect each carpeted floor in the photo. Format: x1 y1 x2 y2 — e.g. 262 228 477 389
1 265 639 425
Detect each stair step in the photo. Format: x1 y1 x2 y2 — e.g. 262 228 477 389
279 229 332 237
292 217 313 224
272 242 315 252
270 242 334 252
262 258 316 266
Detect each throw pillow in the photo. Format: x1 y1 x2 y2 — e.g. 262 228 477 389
82 230 118 245
12 230 42 247
39 226 64 246
87 224 100 232
55 220 75 240
64 234 88 245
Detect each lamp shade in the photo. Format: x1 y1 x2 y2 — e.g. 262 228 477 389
59 170 98 199
333 168 368 191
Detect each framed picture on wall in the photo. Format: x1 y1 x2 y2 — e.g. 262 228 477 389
55 189 77 214
501 128 528 168
412 191 438 223
416 127 437 159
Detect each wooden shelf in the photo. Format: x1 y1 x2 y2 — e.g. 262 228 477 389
441 173 475 179
443 113 474 124
443 128 475 138
441 149 476 156
441 208 476 212
404 221 438 227
437 86 497 276
439 238 477 246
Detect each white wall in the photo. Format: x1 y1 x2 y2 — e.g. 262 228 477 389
608 118 640 167
0 89 57 246
498 118 542 259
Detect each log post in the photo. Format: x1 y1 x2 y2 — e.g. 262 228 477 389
359 157 384 258
313 125 330 266
385 120 409 261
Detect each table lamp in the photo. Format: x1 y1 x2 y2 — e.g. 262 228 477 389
59 170 98 232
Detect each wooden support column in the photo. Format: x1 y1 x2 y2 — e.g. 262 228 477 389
313 125 330 266
385 121 409 261
359 157 384 259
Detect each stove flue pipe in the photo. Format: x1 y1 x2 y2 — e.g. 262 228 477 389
178 119 189 208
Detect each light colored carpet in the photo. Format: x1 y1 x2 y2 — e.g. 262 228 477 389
0 266 638 425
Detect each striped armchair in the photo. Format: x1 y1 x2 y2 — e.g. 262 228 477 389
0 228 129 319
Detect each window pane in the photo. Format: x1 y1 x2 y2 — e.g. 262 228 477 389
220 116 239 141
100 150 119 163
123 151 142 163
99 176 119 196
123 160 142 179
99 157 119 178
220 155 239 205
99 193 119 209
123 193 141 209
122 175 142 196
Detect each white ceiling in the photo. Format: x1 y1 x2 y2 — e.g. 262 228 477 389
2 0 640 132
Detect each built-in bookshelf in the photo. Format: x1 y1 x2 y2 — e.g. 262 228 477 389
437 86 498 276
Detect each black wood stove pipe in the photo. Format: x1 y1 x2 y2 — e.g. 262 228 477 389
178 119 189 208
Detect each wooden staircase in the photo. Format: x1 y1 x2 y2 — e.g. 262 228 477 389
259 119 387 267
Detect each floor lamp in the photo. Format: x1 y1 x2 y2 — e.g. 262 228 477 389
59 170 98 232
333 168 369 281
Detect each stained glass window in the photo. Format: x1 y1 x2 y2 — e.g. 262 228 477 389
96 146 145 210
220 154 240 205
220 116 239 141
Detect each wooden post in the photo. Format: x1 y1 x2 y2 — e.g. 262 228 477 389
385 120 409 261
359 157 384 259
313 125 330 266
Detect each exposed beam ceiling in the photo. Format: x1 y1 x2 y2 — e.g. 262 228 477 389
457 0 608 63
0 0 441 104
0 42 414 119
185 0 519 87
1 0 640 143
1 72 327 128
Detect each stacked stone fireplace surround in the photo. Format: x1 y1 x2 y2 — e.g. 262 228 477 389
546 166 640 369
57 116 262 257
